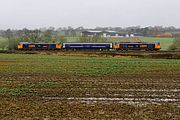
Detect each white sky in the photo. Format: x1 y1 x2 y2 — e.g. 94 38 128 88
0 0 180 29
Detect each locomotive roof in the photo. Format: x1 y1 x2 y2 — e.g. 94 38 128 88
117 42 160 44
19 42 160 44
19 42 59 44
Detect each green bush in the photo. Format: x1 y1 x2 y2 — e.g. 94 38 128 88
168 44 177 50
168 37 180 50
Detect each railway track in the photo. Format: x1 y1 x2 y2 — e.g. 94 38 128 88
0 50 180 53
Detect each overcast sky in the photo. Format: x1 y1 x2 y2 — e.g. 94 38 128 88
0 0 180 29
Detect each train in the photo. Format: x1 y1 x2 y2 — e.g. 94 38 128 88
18 42 161 51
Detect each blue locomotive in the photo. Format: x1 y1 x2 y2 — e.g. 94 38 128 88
114 42 161 51
18 42 62 50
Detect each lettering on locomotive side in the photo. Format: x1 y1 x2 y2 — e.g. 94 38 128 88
140 45 147 48
43 46 48 48
128 45 134 48
29 45 35 48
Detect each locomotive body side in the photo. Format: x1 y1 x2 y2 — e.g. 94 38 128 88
18 42 62 50
114 42 161 51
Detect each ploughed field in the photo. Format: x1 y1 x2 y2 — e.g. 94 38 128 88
0 54 180 119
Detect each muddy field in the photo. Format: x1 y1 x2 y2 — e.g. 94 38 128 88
0 53 180 119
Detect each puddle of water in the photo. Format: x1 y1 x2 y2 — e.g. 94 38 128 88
42 89 180 106
113 89 180 92
42 96 180 105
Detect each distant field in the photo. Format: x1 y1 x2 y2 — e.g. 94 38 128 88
0 54 179 119
0 37 8 50
0 37 8 42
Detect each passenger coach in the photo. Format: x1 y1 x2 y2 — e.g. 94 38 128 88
62 43 113 51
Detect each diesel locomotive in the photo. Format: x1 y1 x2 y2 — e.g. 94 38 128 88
18 42 161 51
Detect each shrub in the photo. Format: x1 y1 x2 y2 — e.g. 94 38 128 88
168 37 180 50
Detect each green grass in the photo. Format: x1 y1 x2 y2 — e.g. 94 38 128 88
0 53 179 97
0 54 179 77
0 87 32 96
0 37 7 41
0 37 8 50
